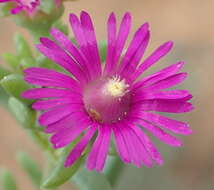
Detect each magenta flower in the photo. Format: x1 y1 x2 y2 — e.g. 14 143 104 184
22 11 193 171
0 0 40 15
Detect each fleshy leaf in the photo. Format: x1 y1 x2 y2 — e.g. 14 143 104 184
53 20 69 35
8 97 36 129
2 53 21 71
0 67 10 80
0 169 19 190
0 74 33 104
16 152 42 188
14 34 33 59
72 167 113 190
20 57 37 69
41 141 83 188
40 0 56 14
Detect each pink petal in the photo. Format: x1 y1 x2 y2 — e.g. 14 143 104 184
24 67 81 92
137 111 192 135
69 13 100 79
132 61 185 90
118 23 150 77
45 111 87 133
86 126 104 170
50 28 92 81
51 118 91 148
104 12 131 75
36 44 86 84
38 104 82 126
80 11 102 77
130 125 163 165
113 124 131 163
137 99 194 113
95 126 111 171
65 125 97 167
32 98 82 110
133 41 173 80
104 12 117 75
137 120 182 147
22 88 79 99
133 90 191 101
122 32 150 80
143 73 187 92
128 126 153 167
118 124 149 167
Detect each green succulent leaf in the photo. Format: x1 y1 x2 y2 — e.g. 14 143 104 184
16 152 42 188
40 0 56 14
8 97 36 129
0 67 11 80
0 74 33 104
53 20 69 35
72 167 113 190
2 53 21 72
41 141 83 188
14 34 33 59
0 169 19 190
20 57 37 69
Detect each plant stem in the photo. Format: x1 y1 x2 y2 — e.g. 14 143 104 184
104 156 125 188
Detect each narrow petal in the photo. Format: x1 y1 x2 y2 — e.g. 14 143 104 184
113 125 131 163
24 67 80 91
130 125 163 165
137 111 192 135
137 120 182 147
80 11 102 76
69 13 100 79
118 125 140 167
32 98 82 110
45 111 87 133
87 126 104 170
137 99 194 113
36 44 86 83
118 23 149 72
95 126 111 171
133 90 191 101
38 104 82 126
22 88 79 99
65 125 97 167
104 12 131 75
121 32 150 80
142 73 187 92
51 122 89 149
104 12 117 75
132 61 185 90
50 28 91 80
114 13 132 71
118 24 150 77
132 41 173 81
40 37 88 79
127 125 153 167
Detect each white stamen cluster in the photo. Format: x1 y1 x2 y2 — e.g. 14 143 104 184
103 76 129 97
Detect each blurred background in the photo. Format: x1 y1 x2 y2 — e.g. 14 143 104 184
0 0 214 189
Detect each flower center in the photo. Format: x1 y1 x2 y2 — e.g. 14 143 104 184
103 76 129 97
83 77 131 124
